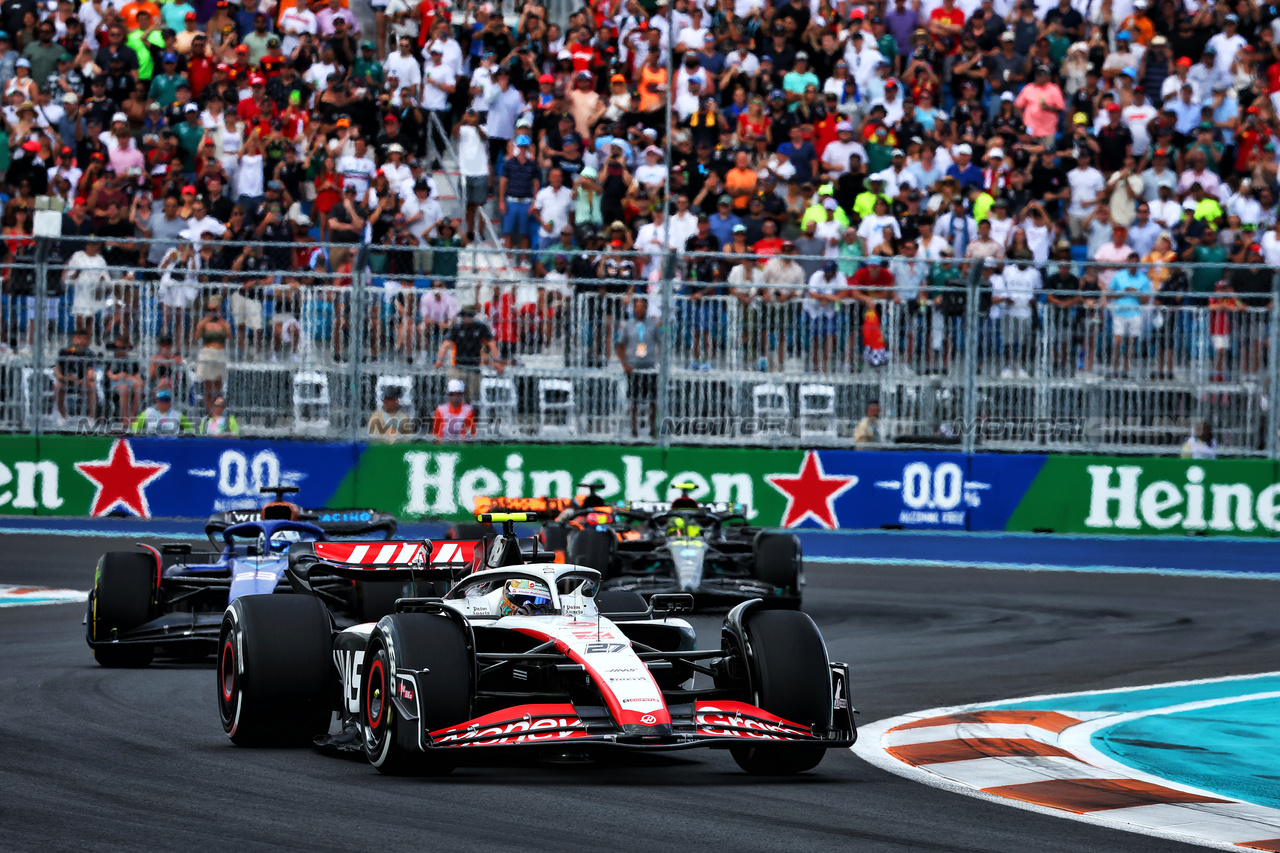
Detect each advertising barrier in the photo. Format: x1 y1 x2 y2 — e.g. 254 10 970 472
3 435 1280 537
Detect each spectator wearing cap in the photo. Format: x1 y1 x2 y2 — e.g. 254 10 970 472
1014 64 1064 147
422 43 456 168
1206 14 1246 76
435 305 502 401
315 0 358 38
1137 34 1170 107
499 131 539 259
148 51 186 107
1188 46 1229 99
242 10 273 65
433 378 476 441
131 386 195 434
368 385 413 442
944 143 983 193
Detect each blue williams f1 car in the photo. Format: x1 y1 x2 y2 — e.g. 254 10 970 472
86 487 400 667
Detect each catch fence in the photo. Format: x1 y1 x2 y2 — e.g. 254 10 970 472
1 235 1276 457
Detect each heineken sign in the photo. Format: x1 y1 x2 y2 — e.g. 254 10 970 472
2 435 1279 537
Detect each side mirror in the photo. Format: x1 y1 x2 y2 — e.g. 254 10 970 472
650 594 694 616
160 543 192 555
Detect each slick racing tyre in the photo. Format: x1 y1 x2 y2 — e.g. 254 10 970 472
753 531 802 598
219 595 335 747
90 551 157 668
730 609 832 775
364 613 472 776
567 527 616 577
356 580 407 623
540 521 570 553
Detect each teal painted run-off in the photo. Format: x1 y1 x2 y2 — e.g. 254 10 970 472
986 675 1280 811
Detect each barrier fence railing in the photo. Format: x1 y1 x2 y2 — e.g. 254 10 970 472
1 235 1276 456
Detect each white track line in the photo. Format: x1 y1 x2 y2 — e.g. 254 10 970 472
852 673 1280 851
0 585 88 608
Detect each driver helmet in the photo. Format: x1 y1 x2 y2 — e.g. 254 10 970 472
666 516 687 537
261 500 298 521
499 578 554 616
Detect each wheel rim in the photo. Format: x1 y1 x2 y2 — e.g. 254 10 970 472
366 656 386 730
219 640 235 702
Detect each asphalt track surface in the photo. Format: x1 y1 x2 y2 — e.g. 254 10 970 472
4 533 1280 852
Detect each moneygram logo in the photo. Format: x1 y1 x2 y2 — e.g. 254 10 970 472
1084 465 1280 533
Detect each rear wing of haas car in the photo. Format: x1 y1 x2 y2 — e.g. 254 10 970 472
287 539 481 587
206 508 399 544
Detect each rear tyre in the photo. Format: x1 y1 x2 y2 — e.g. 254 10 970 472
356 581 407 622
730 609 832 775
364 613 472 775
595 590 648 615
541 522 570 553
753 532 802 597
218 595 335 747
567 527 616 577
90 551 157 668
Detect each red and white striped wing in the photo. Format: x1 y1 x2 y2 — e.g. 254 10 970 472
312 540 477 568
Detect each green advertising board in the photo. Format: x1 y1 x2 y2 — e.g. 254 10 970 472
7 433 1280 538
1007 456 1280 537
346 444 801 523
0 435 114 515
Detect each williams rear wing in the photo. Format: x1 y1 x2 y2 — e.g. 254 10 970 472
205 508 398 545
287 539 480 590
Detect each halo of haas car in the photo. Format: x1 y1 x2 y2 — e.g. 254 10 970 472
217 513 855 775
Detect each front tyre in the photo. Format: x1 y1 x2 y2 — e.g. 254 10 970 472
730 609 832 775
364 613 472 776
90 551 157 668
218 595 335 746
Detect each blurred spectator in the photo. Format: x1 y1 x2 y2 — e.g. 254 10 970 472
853 400 881 446
199 395 241 437
131 386 194 434
105 337 143 422
191 296 231 414
54 327 97 421
432 377 476 441
616 296 660 439
434 305 501 401
367 385 411 442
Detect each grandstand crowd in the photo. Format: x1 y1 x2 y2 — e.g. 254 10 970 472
1 0 1279 433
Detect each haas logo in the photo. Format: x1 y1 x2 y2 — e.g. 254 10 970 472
640 714 657 724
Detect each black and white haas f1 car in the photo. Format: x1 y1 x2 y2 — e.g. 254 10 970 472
217 513 854 775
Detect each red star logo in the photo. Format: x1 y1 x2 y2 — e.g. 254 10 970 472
765 451 857 529
74 439 170 518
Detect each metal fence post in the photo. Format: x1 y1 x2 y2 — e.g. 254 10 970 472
656 249 676 448
961 260 981 455
1268 271 1280 460
32 236 49 437
348 244 368 441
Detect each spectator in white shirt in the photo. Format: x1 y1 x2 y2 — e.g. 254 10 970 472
990 254 1042 378
383 36 422 92
531 167 574 250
